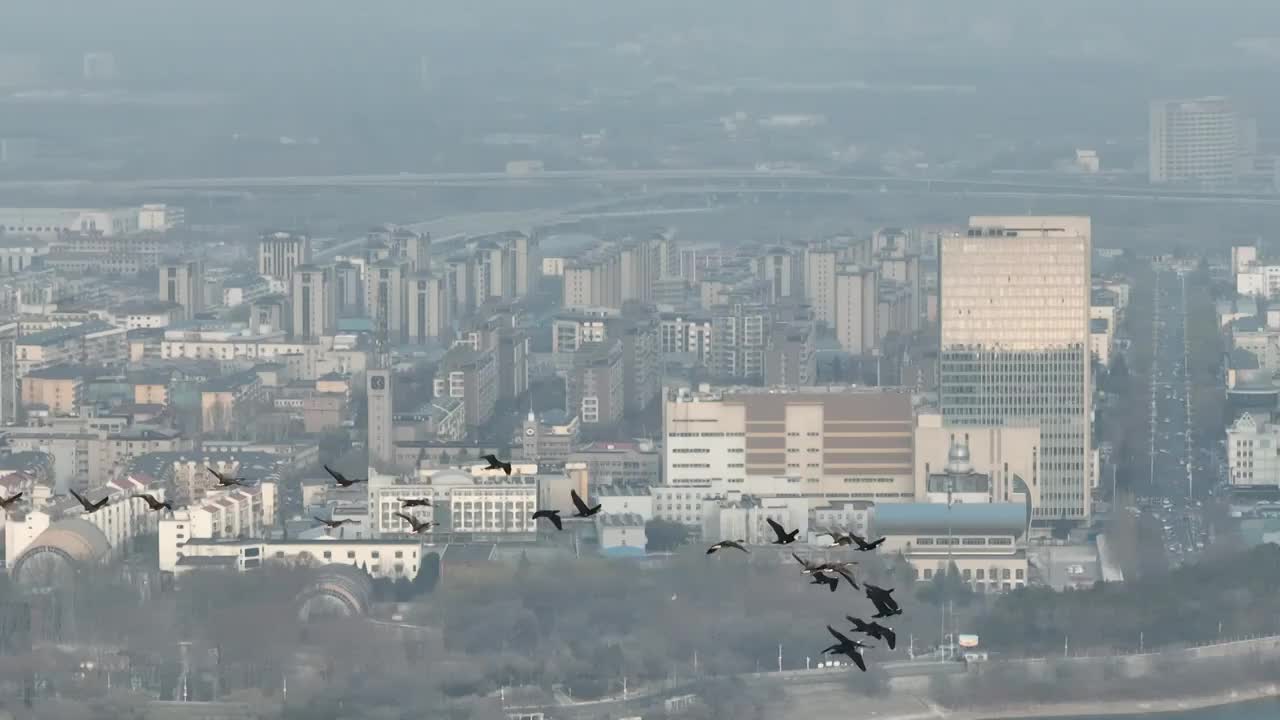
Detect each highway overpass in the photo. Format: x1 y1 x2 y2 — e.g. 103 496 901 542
5 170 1280 206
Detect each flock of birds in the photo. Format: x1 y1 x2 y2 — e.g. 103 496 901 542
704 519 901 672
4 451 903 673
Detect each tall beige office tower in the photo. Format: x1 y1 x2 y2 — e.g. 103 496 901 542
407 272 450 342
940 216 1092 524
257 231 311 283
290 264 336 341
804 246 839 326
366 259 408 345
1149 97 1242 185
159 259 204 321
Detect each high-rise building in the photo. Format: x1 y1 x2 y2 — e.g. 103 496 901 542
391 228 430 273
834 268 879 355
406 273 450 342
433 346 497 430
0 322 17 424
663 385 915 498
939 216 1092 524
764 320 816 386
367 369 395 468
290 265 336 341
567 341 624 425
366 260 408 345
249 295 289 336
753 247 801 303
709 303 769 380
257 231 311 283
158 259 204 321
1149 96 1243 185
333 261 363 317
804 246 838 326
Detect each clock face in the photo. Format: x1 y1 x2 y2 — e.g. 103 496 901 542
370 376 385 390
525 427 535 436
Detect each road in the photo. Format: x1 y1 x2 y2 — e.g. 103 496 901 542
6 169 1280 206
1136 268 1209 570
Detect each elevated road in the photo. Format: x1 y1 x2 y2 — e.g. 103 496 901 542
5 170 1280 206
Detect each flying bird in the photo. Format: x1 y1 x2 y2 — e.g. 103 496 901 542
792 552 823 575
706 540 749 555
570 489 601 518
532 509 563 530
133 494 173 512
809 572 839 592
400 498 432 508
206 467 246 487
847 616 897 650
792 553 859 589
766 518 799 545
393 511 434 534
313 516 355 530
0 492 23 511
69 489 110 514
850 533 887 552
482 454 513 475
865 584 902 618
820 530 855 546
324 465 365 488
822 625 871 672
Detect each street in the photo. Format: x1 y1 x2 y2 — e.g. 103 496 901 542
1137 269 1211 570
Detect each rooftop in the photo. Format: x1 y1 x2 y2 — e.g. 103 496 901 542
19 320 117 346
873 502 1028 538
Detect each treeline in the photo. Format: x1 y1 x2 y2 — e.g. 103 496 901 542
974 543 1280 656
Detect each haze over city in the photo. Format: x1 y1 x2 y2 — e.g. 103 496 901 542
0 2 1279 719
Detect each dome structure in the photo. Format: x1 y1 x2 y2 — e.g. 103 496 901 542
11 518 111 588
295 563 375 622
944 437 973 475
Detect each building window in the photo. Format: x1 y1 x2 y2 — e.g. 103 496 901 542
323 551 332 559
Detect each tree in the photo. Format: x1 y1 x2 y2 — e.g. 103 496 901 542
645 519 690 552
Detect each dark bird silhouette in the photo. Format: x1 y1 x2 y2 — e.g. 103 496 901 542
313 516 355 530
823 625 871 671
810 572 839 592
0 492 23 510
847 616 897 650
206 467 246 487
866 584 902 618
792 553 858 589
570 489 601 518
850 533 887 552
400 498 432 508
133 494 173 512
706 540 749 555
532 509 563 530
482 454 513 475
69 489 110 514
393 511 434 534
324 465 366 488
871 598 902 619
865 584 899 610
820 530 855 546
766 518 799 545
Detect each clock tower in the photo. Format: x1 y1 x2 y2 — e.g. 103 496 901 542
367 369 394 468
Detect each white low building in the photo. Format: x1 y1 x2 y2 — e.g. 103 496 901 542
367 463 546 537
158 482 277 573
701 493 810 545
173 537 423 580
5 476 166 569
1227 413 1280 486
